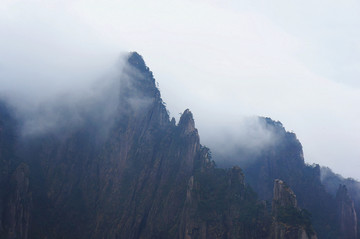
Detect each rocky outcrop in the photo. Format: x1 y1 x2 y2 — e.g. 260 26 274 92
180 164 270 239
0 52 211 239
25 52 205 239
178 109 197 136
320 167 360 239
235 117 343 238
336 185 357 239
0 52 320 239
271 179 317 239
272 179 297 213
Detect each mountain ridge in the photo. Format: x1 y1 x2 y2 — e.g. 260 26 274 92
0 52 358 238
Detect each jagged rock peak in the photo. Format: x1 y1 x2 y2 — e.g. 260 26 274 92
178 109 197 135
259 117 295 140
271 180 317 239
170 117 176 126
260 117 284 129
127 51 150 73
258 116 304 163
272 179 297 211
122 51 161 104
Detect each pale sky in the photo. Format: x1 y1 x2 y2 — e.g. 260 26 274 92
1 0 360 179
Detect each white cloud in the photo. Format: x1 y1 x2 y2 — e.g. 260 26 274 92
1 0 360 179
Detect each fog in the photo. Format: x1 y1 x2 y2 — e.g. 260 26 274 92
3 59 125 140
1 0 360 179
198 116 281 166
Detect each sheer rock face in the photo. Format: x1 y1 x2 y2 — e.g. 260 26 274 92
2 52 260 239
336 185 358 239
272 179 317 239
272 179 297 214
24 52 203 239
1 52 203 239
0 102 32 239
238 117 345 238
244 118 306 201
320 166 360 235
180 164 270 239
178 109 197 136
4 163 32 239
0 52 319 239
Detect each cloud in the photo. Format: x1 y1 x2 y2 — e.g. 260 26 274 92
1 0 360 179
200 116 282 167
0 0 120 104
5 58 126 137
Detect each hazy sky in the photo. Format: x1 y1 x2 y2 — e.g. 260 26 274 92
1 0 360 179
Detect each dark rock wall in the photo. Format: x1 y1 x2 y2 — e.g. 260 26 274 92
271 179 317 239
336 185 357 239
180 164 270 239
0 52 355 239
240 119 344 238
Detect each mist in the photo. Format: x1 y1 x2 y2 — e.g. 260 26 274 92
1 0 360 179
0 40 281 174
1 54 129 140
198 116 281 167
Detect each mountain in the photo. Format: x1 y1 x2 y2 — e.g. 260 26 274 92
216 116 359 238
321 166 360 236
0 52 357 239
0 52 269 239
336 185 358 239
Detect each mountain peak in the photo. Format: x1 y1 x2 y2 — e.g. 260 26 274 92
178 109 197 135
127 51 149 73
272 179 297 210
121 51 159 102
271 179 317 238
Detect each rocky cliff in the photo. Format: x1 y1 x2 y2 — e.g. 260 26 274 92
233 118 356 238
0 52 275 239
180 164 270 239
336 185 357 239
22 52 205 239
272 179 297 215
320 167 360 238
0 52 355 239
0 102 32 239
271 179 316 239
3 163 31 239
